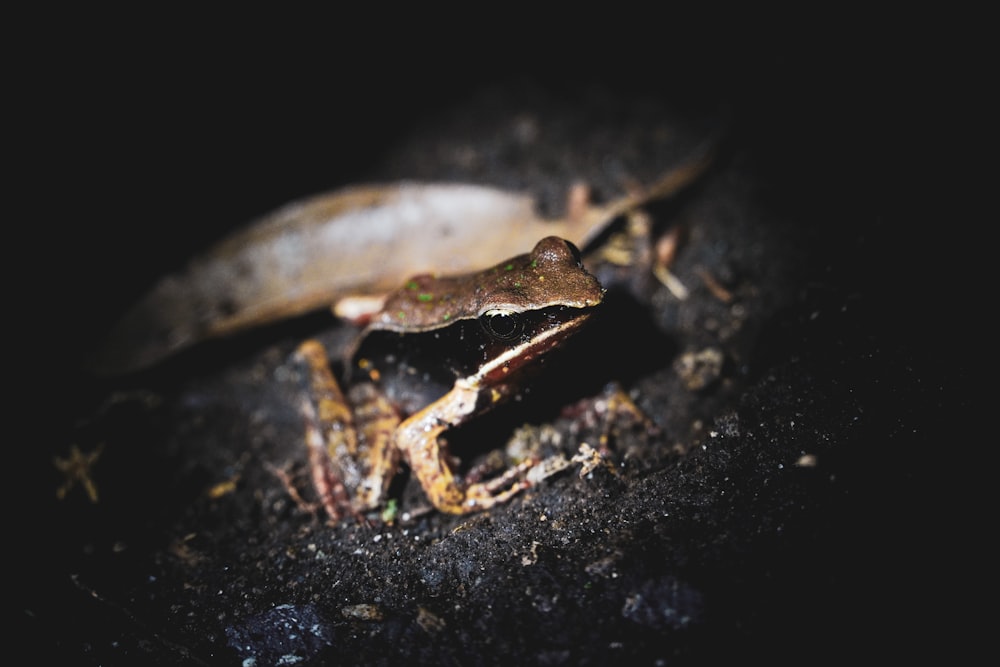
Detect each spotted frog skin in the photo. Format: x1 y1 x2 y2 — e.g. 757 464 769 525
291 236 604 521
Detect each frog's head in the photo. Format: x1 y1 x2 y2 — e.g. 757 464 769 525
371 236 604 338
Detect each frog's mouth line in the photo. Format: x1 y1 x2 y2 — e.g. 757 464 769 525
473 308 595 388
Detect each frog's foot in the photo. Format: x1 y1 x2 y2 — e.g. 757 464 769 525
267 461 323 521
596 382 659 450
456 458 539 513
560 382 659 463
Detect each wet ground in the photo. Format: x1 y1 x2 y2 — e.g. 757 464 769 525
16 25 975 666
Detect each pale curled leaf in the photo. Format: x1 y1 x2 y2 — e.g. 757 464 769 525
91 148 716 375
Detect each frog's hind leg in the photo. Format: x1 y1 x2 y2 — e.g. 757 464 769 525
298 394 360 523
292 340 365 524
460 458 540 511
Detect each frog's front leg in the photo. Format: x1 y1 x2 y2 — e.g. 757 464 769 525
293 340 400 523
395 379 537 515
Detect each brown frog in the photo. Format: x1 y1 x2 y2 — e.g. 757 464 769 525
291 236 604 521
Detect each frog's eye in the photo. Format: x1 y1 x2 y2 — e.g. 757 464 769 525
480 309 524 341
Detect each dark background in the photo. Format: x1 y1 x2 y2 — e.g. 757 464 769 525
14 11 980 665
